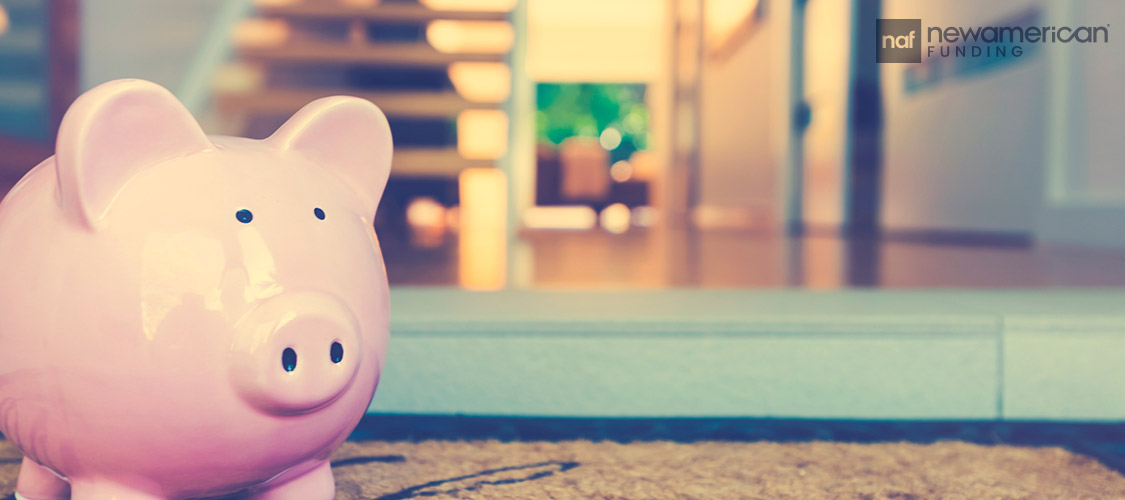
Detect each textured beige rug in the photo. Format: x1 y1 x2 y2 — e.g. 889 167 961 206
3 439 1125 499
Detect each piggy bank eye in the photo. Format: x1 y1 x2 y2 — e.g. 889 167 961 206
235 209 254 224
282 347 297 372
330 341 344 363
313 207 325 220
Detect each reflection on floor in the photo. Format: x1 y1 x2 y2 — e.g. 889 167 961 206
381 226 1125 288
2 166 1120 289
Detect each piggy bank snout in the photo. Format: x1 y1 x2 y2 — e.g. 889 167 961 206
230 292 362 415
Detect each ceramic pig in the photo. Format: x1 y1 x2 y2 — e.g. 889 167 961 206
0 79 392 500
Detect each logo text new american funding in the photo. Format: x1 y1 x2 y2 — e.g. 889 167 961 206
877 18 1110 63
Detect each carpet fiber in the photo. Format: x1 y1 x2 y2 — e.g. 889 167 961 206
3 439 1125 499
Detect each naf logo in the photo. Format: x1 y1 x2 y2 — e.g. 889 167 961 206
877 19 922 63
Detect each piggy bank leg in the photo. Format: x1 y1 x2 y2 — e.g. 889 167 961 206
69 479 166 500
247 460 334 500
15 457 70 500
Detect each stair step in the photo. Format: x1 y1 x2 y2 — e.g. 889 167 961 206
216 89 494 118
393 148 494 177
239 42 504 67
257 2 509 22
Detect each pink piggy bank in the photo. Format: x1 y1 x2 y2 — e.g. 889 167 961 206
0 79 392 500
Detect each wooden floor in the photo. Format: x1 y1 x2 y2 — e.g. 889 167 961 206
381 226 1125 288
4 175 1123 289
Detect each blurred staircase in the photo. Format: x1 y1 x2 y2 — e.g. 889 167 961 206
211 0 513 179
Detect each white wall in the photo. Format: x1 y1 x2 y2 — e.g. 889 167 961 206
81 0 228 91
883 0 1125 247
881 0 1047 234
1061 2 1125 203
1036 2 1125 248
526 0 666 83
698 14 777 219
696 0 795 225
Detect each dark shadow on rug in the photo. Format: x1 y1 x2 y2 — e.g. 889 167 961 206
333 455 407 467
351 414 1125 475
371 460 580 500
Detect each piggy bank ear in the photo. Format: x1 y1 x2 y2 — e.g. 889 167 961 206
56 79 213 228
266 96 393 218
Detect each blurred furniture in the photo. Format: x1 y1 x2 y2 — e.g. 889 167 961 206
536 142 649 210
558 137 610 202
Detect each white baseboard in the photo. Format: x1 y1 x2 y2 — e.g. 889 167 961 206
369 289 1125 421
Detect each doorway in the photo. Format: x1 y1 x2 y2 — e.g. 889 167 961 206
791 0 882 236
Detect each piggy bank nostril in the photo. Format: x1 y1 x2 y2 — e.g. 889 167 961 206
330 342 343 364
282 348 297 372
235 209 253 223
